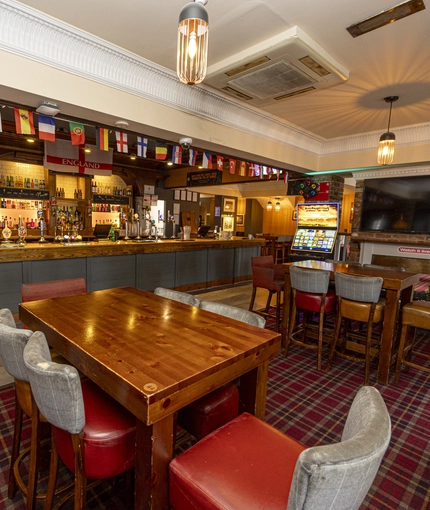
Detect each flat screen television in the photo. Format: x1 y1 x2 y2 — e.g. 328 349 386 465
291 228 337 254
360 176 430 234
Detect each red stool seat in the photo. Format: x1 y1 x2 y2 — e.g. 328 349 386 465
170 412 305 510
53 378 136 480
178 383 239 440
295 288 336 312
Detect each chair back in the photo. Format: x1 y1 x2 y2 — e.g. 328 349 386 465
251 255 274 269
335 273 383 303
154 287 202 308
290 266 330 294
21 278 87 302
0 309 32 380
24 331 85 435
200 301 266 328
287 386 391 510
363 264 405 271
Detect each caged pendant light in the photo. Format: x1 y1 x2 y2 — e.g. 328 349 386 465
177 0 209 85
377 95 399 166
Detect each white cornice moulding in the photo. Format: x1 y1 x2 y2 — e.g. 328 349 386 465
0 0 429 161
352 165 430 180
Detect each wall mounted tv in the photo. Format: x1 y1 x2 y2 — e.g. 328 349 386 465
291 228 337 254
360 176 430 234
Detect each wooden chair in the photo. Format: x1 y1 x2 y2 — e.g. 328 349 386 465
326 273 385 385
0 309 42 510
395 301 430 383
249 256 284 331
285 266 336 370
169 386 391 510
23 331 136 510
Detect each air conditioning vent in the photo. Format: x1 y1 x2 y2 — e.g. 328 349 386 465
205 26 348 106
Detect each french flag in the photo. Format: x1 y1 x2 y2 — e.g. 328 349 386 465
202 152 212 169
189 148 198 166
38 114 56 142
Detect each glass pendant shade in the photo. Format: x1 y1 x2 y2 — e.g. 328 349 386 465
266 201 273 211
377 131 396 165
275 201 281 212
177 1 209 85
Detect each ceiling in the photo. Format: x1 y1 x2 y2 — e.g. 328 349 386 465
14 0 430 140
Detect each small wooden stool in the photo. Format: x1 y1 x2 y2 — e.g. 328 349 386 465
394 301 430 383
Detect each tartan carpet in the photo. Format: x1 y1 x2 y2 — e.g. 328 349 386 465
1 333 429 509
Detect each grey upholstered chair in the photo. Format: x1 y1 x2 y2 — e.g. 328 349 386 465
23 331 136 510
286 266 336 370
154 287 202 308
178 301 265 441
200 300 266 328
169 385 391 510
0 309 42 508
326 273 385 385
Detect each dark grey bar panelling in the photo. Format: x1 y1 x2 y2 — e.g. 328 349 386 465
234 246 259 279
208 248 235 282
86 255 136 291
22 258 87 284
0 262 23 313
175 250 208 287
136 253 175 291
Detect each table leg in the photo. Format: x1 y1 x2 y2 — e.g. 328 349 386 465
239 361 269 420
377 288 401 384
135 415 174 510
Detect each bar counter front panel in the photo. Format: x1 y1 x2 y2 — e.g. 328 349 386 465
0 239 263 312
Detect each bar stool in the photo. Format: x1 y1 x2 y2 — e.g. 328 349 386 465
326 273 385 385
285 266 336 370
395 301 430 383
249 255 284 331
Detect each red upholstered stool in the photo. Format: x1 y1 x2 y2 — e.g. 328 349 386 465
177 383 239 440
170 413 306 510
285 266 336 370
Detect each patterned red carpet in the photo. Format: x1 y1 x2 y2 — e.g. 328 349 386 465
1 332 429 509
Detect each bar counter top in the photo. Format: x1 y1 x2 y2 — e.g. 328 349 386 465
0 237 265 262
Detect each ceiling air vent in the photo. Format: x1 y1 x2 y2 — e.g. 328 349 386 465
205 26 348 107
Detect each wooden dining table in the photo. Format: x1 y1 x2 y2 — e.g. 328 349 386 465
281 260 420 384
19 286 281 510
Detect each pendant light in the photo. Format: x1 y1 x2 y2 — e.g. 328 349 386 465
266 201 273 211
275 201 281 212
377 95 398 166
177 0 209 85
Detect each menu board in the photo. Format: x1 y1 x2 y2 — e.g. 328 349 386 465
292 228 337 254
296 202 339 228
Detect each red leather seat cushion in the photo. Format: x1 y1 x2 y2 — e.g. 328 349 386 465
170 412 306 510
178 383 239 440
52 378 136 479
295 288 336 313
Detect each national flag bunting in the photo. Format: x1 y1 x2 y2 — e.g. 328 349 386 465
137 136 148 158
37 115 56 142
274 168 280 181
254 164 261 178
155 144 167 160
97 127 110 151
44 139 113 176
284 171 289 183
15 108 35 135
202 152 212 169
229 158 236 174
69 122 85 145
239 161 246 176
216 155 224 171
266 167 273 180
248 163 255 177
172 145 183 164
189 148 198 166
115 131 128 153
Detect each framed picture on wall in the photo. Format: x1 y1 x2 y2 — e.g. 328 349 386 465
222 216 234 231
236 214 244 226
223 198 235 213
292 210 297 221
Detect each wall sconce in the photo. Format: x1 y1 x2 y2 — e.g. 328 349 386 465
266 201 273 211
377 95 398 166
177 0 209 85
83 145 92 153
275 201 281 212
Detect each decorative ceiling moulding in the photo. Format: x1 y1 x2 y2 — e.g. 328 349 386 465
352 165 430 180
0 0 323 157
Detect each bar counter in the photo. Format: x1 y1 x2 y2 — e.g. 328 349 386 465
0 238 264 313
